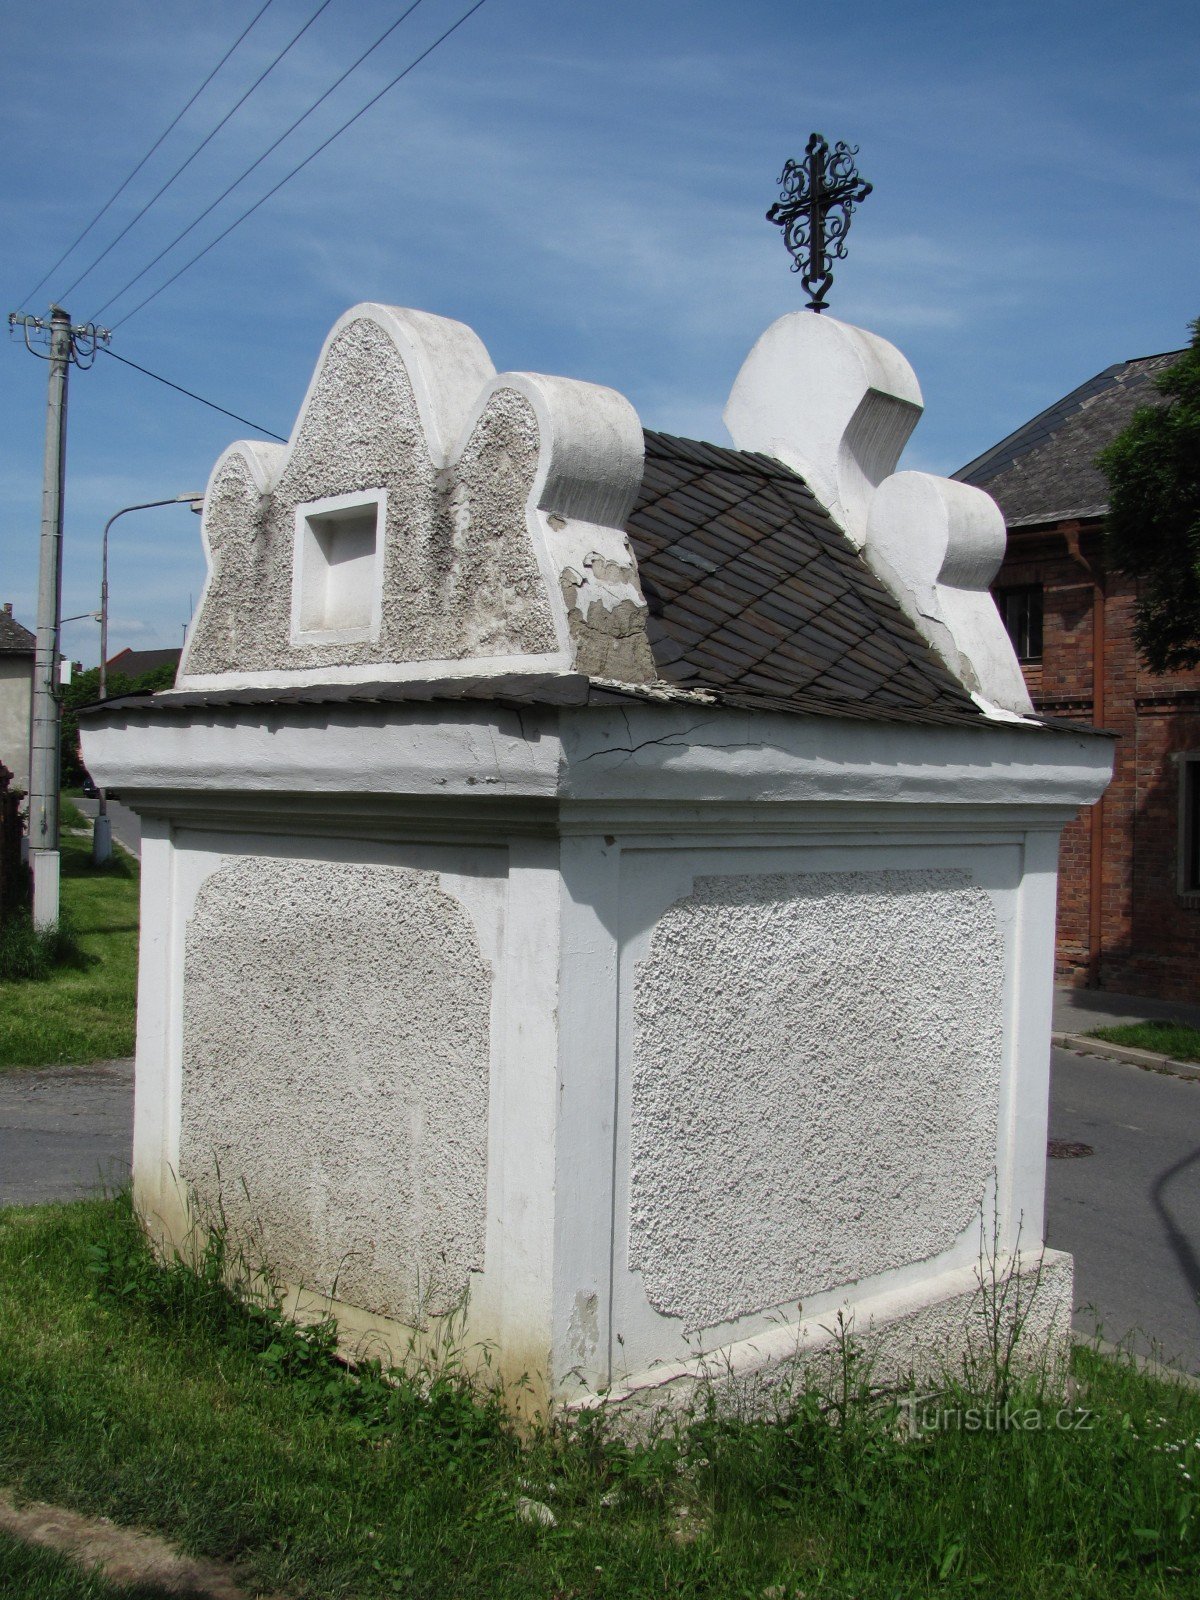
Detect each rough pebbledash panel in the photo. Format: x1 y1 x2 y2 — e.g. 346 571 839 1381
629 868 1005 1331
184 317 557 675
179 855 493 1321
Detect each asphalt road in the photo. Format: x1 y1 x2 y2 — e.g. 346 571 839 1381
73 797 141 859
0 1059 133 1208
1047 1044 1200 1373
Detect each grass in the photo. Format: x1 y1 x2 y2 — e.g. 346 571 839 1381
0 1531 181 1599
1 1198 1199 1599
1087 1021 1200 1063
0 829 139 1071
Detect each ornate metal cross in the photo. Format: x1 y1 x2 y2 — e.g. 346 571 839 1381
766 133 872 313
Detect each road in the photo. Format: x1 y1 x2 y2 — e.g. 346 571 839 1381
1047 1045 1200 1372
0 1060 133 1207
73 796 141 859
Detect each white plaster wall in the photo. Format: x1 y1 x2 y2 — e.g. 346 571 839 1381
0 657 33 793
628 867 1004 1331
179 852 495 1321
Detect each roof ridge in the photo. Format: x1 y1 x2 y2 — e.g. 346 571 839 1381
642 428 806 484
954 347 1187 487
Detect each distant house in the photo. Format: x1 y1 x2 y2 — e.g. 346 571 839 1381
0 602 36 794
106 647 181 680
957 349 1200 1003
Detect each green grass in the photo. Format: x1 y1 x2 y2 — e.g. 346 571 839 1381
1 1198 1199 1599
1087 1020 1200 1063
0 831 139 1071
58 797 90 832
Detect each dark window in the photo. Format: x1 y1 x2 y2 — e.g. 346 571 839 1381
1182 757 1200 895
996 586 1043 662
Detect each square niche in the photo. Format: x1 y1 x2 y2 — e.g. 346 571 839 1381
291 489 386 646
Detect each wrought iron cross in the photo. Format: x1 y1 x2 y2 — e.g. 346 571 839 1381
767 133 872 312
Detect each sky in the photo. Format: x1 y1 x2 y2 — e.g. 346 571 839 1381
1 0 1197 665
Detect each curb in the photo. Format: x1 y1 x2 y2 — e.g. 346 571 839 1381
1053 1031 1200 1081
1074 1333 1200 1392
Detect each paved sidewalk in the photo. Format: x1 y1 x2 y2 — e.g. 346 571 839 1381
1054 984 1200 1035
0 1059 133 1207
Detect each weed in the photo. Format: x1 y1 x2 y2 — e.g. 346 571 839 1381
956 1189 1052 1406
0 909 84 982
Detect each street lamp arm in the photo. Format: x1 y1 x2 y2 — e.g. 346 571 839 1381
100 492 203 703
102 491 203 543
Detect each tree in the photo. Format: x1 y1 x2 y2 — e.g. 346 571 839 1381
1098 321 1200 674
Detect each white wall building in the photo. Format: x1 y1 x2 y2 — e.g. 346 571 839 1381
0 603 35 797
82 304 1113 1409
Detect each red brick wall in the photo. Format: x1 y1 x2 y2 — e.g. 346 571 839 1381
995 523 1200 1003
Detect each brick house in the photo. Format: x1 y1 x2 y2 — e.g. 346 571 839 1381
957 350 1200 1002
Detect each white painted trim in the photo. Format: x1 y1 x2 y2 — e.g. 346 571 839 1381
289 487 387 648
580 1248 1072 1407
723 312 923 547
82 700 1113 811
173 654 573 693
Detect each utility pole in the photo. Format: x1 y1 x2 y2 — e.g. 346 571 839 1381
9 307 109 926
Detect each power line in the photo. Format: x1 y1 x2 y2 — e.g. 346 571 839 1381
57 0 336 307
21 0 278 309
110 0 493 331
93 0 429 323
100 346 288 441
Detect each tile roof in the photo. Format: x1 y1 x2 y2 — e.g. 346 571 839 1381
0 607 35 655
82 672 1096 739
106 647 182 678
626 431 984 727
953 350 1184 527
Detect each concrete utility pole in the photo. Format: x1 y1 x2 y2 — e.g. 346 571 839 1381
29 306 72 928
9 306 110 926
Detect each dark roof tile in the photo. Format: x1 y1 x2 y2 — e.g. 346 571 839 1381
953 350 1185 526
0 608 35 654
626 431 985 727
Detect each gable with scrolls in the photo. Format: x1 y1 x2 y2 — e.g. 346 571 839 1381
180 304 655 690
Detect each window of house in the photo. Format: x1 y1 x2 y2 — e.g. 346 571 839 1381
291 489 386 646
996 586 1043 663
1181 755 1200 898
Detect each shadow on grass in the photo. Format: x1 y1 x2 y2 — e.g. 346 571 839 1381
60 850 134 882
0 914 95 982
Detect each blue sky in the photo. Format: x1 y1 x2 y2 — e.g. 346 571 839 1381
2 0 1197 663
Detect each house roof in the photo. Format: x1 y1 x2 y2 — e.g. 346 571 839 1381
953 350 1184 527
0 606 35 655
627 431 983 727
106 647 181 679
